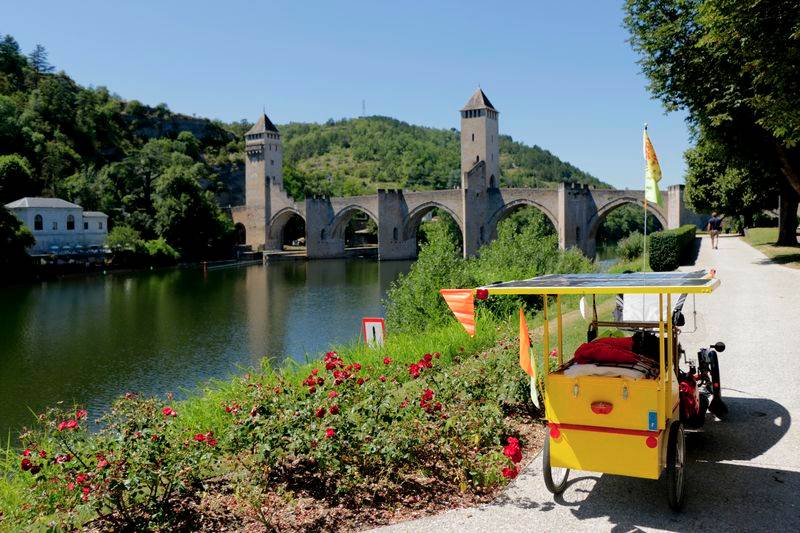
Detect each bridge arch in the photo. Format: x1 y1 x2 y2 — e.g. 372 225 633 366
402 201 464 254
269 207 306 247
329 204 379 242
487 199 560 240
586 196 667 245
234 222 246 245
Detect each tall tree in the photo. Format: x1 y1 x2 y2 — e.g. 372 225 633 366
625 0 800 244
28 44 54 74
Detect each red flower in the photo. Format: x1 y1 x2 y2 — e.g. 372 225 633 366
225 405 232 413
325 428 335 439
76 473 88 484
400 399 409 408
423 353 433 362
422 389 434 402
409 363 421 378
162 407 176 417
208 438 218 447
503 437 522 464
22 449 31 457
353 363 362 371
383 357 392 364
329 404 340 415
316 377 324 385
311 369 319 375
96 458 109 469
55 454 71 464
38 450 46 458
433 402 443 411
419 358 432 369
502 466 518 479
315 407 326 419
379 375 386 382
75 409 88 420
328 390 339 398
20 458 32 471
193 433 206 442
68 482 75 490
29 464 40 474
357 377 365 386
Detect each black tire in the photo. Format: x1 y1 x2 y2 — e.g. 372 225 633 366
707 351 728 419
543 433 570 494
666 421 686 510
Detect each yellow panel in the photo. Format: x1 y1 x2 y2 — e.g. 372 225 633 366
485 279 719 296
545 374 664 431
550 427 662 479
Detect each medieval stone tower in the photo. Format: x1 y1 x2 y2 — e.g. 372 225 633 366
460 88 500 188
240 113 282 246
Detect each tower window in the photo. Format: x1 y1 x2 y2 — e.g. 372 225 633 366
34 214 43 231
476 155 480 162
393 227 398 240
471 133 474 142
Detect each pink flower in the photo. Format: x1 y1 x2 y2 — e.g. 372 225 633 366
325 428 335 439
55 454 71 464
96 458 109 469
68 482 75 490
207 438 218 447
329 404 340 415
58 419 79 431
75 409 88 420
502 466 518 479
162 407 176 417
383 357 392 364
38 450 46 458
328 390 339 398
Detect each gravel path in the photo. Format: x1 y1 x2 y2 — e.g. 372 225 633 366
376 235 800 533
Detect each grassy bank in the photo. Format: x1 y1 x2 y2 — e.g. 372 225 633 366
743 228 800 268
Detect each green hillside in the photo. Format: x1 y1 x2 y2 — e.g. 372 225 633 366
274 116 609 199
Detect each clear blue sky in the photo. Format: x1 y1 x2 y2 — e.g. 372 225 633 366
4 0 691 189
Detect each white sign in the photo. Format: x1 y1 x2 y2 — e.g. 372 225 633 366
362 317 385 347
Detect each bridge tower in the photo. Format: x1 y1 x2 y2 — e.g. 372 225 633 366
460 88 500 189
240 113 282 248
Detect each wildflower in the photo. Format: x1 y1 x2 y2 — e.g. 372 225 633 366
379 375 386 382
82 486 91 501
315 407 326 419
353 363 362 371
502 466 518 479
75 409 88 420
38 450 46 458
20 458 32 471
419 357 432 369
96 458 109 469
193 433 207 442
58 419 79 431
208 438 218 447
400 399 409 408
29 464 40 474
357 377 365 386
311 369 319 375
22 449 31 457
76 473 88 484
423 353 433 363
329 404 340 415
383 357 392 364
422 389 434 402
328 390 339 398
308 385 316 394
409 363 421 379
68 482 75 490
225 405 232 413
162 407 177 417
316 377 324 386
433 402 443 411
55 454 71 464
325 428 335 439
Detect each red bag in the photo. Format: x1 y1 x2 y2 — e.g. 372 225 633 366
574 337 637 364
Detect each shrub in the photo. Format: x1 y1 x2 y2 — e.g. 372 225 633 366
617 231 644 261
648 225 697 271
143 238 179 266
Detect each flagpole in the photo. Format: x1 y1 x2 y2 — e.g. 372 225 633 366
643 124 648 276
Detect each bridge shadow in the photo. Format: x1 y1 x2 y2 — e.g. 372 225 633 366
560 397 797 532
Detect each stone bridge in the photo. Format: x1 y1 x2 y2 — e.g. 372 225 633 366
233 162 701 260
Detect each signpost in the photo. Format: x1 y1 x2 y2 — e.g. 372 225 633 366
362 317 386 347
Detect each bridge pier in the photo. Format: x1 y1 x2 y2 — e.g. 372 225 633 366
377 190 417 260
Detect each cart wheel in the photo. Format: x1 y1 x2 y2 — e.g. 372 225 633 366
707 351 728 419
666 421 686 511
543 434 570 494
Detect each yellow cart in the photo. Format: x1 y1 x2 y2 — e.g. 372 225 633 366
467 271 723 510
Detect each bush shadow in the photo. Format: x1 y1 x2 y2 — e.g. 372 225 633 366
564 397 797 532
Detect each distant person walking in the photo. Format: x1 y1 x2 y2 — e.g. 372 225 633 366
707 212 723 249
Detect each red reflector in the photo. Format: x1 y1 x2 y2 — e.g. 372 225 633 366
646 435 658 448
475 288 489 300
713 382 719 388
550 426 560 439
591 401 613 415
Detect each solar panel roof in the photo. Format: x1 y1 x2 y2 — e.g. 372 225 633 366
477 270 719 295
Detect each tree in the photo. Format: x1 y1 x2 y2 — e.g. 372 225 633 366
0 154 36 203
0 205 34 276
28 44 54 74
624 0 800 244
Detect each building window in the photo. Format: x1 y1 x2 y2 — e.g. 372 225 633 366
84 222 88 230
67 214 75 230
471 133 474 142
34 214 43 231
99 221 103 230
271 160 274 166
476 155 480 162
52 221 58 230
393 227 398 240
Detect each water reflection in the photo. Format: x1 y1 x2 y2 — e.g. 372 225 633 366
0 259 411 438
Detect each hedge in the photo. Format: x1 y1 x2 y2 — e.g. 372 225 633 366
648 224 697 271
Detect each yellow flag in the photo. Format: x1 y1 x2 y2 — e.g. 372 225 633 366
643 128 664 207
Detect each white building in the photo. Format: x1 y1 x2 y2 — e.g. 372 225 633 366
4 197 109 254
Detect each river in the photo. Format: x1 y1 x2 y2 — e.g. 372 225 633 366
0 259 411 439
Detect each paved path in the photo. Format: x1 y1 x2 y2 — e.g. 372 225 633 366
377 235 800 532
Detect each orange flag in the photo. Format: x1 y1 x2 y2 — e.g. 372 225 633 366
519 308 534 377
440 289 475 336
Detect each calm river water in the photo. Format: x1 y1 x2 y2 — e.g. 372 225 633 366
0 259 411 438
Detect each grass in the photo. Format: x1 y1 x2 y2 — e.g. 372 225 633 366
743 227 800 268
